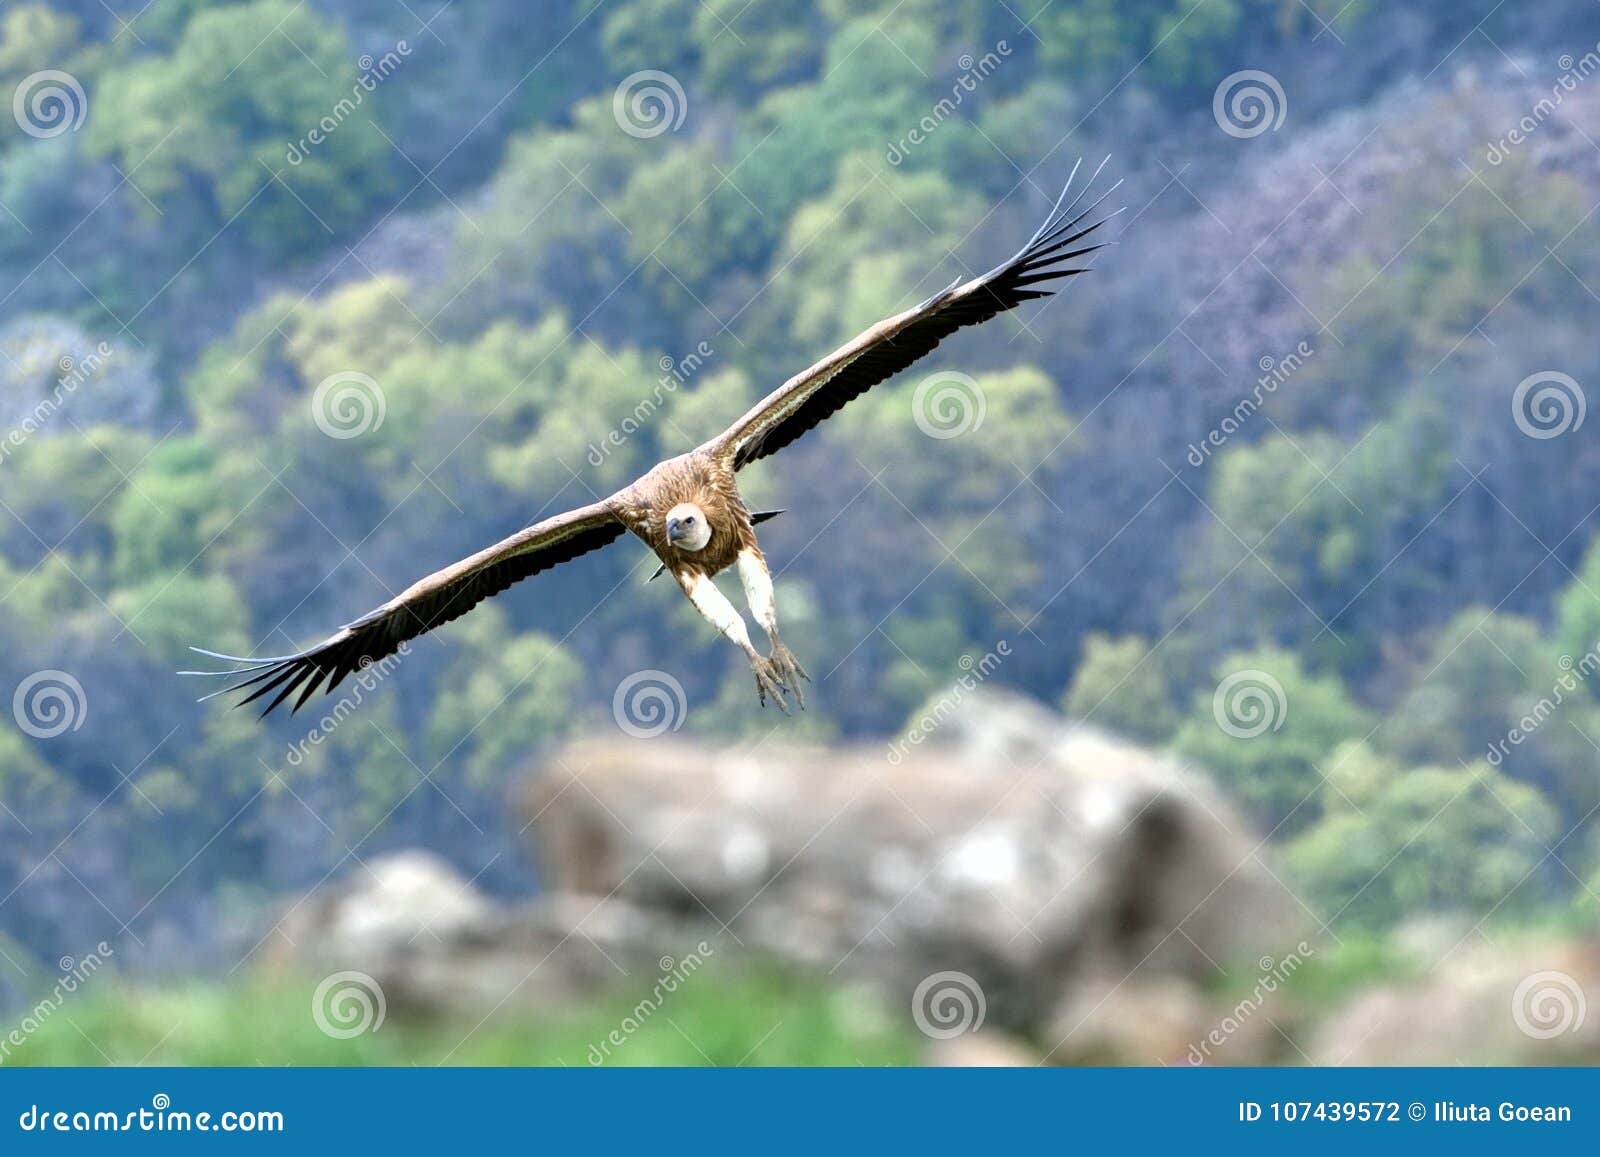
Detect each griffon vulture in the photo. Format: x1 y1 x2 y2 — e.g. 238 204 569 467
186 162 1117 715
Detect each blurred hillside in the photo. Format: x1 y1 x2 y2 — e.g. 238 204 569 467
1 0 1599 1027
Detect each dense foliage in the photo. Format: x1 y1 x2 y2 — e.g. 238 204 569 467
2 0 1599 977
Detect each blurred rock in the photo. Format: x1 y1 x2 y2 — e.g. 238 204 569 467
1045 975 1210 1065
520 688 1301 1038
1311 938 1600 1064
1045 973 1285 1066
264 850 697 1016
280 850 491 963
925 1028 1039 1067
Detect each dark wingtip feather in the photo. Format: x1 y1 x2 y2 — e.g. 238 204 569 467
236 665 299 710
259 665 316 718
730 157 1118 471
1011 157 1115 260
291 667 330 714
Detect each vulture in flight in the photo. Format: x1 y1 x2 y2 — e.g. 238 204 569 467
186 161 1118 715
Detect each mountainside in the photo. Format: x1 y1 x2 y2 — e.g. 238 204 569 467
1 0 1598 973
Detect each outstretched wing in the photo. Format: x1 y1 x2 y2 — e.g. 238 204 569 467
714 159 1119 469
183 498 626 716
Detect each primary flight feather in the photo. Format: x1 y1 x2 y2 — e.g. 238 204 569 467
185 161 1119 716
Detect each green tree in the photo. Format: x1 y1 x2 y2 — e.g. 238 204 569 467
86 0 392 253
615 142 773 312
1063 633 1180 743
1173 647 1369 827
693 0 823 98
108 571 250 667
1284 742 1557 929
1174 393 1458 677
108 438 244 587
1554 539 1600 677
1377 608 1600 820
440 99 640 337
601 0 701 77
0 4 80 96
425 608 583 788
1378 609 1550 769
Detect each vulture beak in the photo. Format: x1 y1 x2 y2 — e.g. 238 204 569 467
666 516 684 545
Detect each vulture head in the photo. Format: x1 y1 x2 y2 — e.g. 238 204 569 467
665 502 711 551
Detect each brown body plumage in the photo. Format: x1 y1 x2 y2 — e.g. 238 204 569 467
616 453 754 579
186 161 1117 716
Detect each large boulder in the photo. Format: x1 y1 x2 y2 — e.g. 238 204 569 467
519 688 1301 1039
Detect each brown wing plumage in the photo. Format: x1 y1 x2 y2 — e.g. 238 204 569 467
183 498 625 716
713 159 1119 470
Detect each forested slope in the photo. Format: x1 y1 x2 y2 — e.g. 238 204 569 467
2 0 1598 966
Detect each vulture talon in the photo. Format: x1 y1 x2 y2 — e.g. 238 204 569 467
769 640 809 709
750 655 791 714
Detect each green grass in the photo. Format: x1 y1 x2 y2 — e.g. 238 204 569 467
1268 936 1423 1010
3 967 923 1067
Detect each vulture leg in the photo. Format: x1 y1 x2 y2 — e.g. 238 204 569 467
679 571 791 712
737 548 808 708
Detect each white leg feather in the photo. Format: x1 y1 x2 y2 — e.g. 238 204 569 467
737 549 777 638
680 565 794 711
736 548 808 705
683 573 755 655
